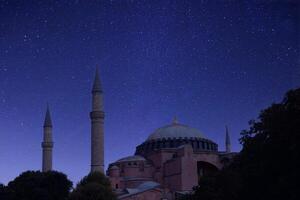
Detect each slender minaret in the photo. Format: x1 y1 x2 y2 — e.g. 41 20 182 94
90 68 105 173
225 125 231 153
42 105 53 172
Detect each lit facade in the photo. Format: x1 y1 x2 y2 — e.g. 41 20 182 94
107 119 236 199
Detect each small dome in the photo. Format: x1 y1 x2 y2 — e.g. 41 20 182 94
110 165 119 170
116 155 146 163
138 181 160 190
147 118 206 141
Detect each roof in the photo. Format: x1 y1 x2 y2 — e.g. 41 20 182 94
138 181 160 190
147 118 206 141
118 181 161 199
116 155 146 163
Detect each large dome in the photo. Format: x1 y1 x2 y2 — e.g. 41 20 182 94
147 118 206 141
135 118 218 156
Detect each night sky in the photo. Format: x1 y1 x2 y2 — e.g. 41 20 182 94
0 0 299 185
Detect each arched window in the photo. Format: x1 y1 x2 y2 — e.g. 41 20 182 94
170 140 174 148
139 162 144 172
177 139 180 146
151 142 155 150
156 141 160 148
197 161 218 180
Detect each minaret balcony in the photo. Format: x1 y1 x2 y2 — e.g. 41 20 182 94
42 142 53 148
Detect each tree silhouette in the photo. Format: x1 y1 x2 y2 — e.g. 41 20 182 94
2 171 72 200
69 172 116 200
189 88 300 200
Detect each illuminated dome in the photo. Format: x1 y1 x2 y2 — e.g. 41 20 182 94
147 117 206 141
135 117 218 156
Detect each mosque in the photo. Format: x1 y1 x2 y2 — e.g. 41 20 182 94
41 68 237 200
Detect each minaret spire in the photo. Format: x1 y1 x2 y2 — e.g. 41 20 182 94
42 104 53 172
90 66 105 173
92 67 102 93
225 125 231 153
44 104 52 127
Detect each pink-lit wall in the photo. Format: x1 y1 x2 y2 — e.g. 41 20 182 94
108 144 229 199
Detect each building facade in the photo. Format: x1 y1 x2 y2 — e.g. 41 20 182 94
107 118 236 199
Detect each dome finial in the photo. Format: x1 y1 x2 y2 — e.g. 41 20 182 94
172 116 179 125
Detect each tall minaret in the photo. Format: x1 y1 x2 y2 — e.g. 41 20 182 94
42 105 53 172
225 125 231 153
90 68 105 173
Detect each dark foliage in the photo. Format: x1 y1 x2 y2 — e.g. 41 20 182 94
189 88 300 200
0 171 72 200
69 172 116 200
0 183 10 200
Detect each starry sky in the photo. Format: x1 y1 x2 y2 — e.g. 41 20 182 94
0 0 299 185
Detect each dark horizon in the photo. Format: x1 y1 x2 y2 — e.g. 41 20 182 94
0 0 299 185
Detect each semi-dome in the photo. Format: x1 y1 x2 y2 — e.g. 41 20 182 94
147 117 206 141
116 155 146 163
110 165 119 170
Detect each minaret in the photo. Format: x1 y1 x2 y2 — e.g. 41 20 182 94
90 68 105 173
225 125 231 153
42 105 53 172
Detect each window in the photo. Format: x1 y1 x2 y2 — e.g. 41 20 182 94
139 163 144 171
115 184 119 189
201 142 205 149
157 141 160 148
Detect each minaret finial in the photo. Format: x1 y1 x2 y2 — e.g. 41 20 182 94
44 104 52 127
92 66 102 93
225 125 231 153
